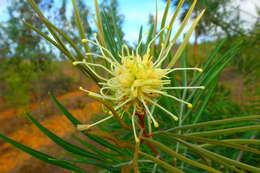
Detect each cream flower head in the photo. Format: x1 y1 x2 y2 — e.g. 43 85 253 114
74 29 204 142
74 0 206 142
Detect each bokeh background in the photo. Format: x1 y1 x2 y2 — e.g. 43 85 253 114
0 0 259 172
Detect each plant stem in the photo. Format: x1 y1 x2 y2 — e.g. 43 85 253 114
136 111 160 156
132 138 140 173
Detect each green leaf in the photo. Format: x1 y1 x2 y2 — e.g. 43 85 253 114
49 92 80 126
72 135 120 163
71 0 90 53
48 93 123 154
159 0 171 45
28 0 100 84
145 24 155 52
164 0 185 46
94 0 106 47
160 115 260 133
168 8 206 68
188 77 218 123
200 139 260 147
23 21 74 61
139 151 184 173
28 0 72 59
59 153 114 170
166 134 260 155
186 124 260 137
174 138 260 173
142 137 221 173
0 134 85 173
25 112 103 161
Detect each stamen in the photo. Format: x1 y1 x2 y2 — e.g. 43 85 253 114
85 52 114 64
82 38 119 65
136 36 145 57
73 60 108 81
133 79 168 87
163 86 205 90
147 116 152 135
146 89 193 109
140 97 159 127
166 68 203 75
145 97 178 121
81 39 88 43
114 98 132 110
100 87 126 100
79 87 118 101
147 26 169 54
155 43 173 66
154 46 172 66
84 62 108 81
131 106 139 143
77 115 113 131
153 43 166 65
73 61 114 75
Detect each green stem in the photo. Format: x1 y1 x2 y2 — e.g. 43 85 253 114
132 141 140 173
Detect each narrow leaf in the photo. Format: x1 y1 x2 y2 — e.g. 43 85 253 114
71 0 90 53
161 115 260 133
168 8 206 68
175 138 260 173
0 134 85 173
168 134 260 154
142 137 221 173
139 151 184 173
186 124 260 137
25 112 103 161
48 93 123 154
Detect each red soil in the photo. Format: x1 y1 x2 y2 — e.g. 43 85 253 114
0 85 101 173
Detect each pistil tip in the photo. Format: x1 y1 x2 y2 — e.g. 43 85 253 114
188 104 193 108
77 124 90 131
154 122 159 128
72 62 78 66
198 68 203 72
81 39 88 43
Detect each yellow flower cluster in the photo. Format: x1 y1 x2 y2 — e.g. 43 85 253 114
74 31 205 142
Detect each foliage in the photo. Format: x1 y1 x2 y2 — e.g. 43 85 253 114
167 0 245 38
0 0 86 106
0 0 259 173
0 58 38 106
100 0 125 43
0 0 55 106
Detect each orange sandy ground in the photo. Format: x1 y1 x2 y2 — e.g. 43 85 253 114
0 86 101 173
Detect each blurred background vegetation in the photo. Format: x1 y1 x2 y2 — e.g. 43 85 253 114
0 0 259 172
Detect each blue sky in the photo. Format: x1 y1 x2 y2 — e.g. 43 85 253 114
0 0 259 44
0 0 195 44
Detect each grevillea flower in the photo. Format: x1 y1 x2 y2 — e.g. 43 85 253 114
74 0 206 142
74 31 205 142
